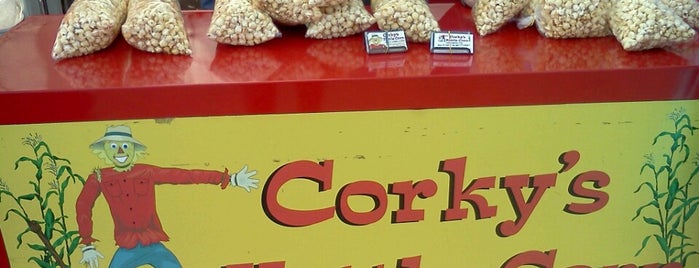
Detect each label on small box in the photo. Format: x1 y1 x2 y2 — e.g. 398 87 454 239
430 31 474 54
365 31 408 54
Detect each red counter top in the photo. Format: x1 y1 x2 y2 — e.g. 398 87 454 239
0 2 697 125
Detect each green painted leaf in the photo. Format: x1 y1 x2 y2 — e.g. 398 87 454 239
5 208 28 222
670 196 699 219
36 194 45 210
685 199 699 219
15 227 30 248
33 159 44 179
635 235 652 256
678 243 694 251
42 191 58 209
55 165 76 184
671 143 680 153
53 218 68 232
37 153 56 171
0 189 15 202
76 174 86 184
654 234 671 255
657 165 671 177
44 208 55 240
668 201 687 222
634 181 657 194
58 193 65 208
668 244 689 261
17 193 35 201
666 178 680 210
55 165 67 180
60 177 69 191
51 235 66 249
663 154 673 165
643 216 662 227
640 163 657 175
669 245 682 259
29 181 40 194
632 200 660 220
68 236 80 254
675 114 690 128
14 156 38 170
64 230 75 239
689 164 699 183
682 251 698 266
27 243 47 251
670 253 681 262
27 256 52 268
677 145 690 164
54 230 77 244
653 131 674 145
34 141 50 154
52 155 70 164
670 216 681 230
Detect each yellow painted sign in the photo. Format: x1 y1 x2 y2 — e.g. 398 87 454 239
1 100 698 268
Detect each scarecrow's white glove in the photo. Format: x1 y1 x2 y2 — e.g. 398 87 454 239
231 165 259 192
80 245 104 268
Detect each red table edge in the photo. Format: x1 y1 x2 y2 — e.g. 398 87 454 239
0 65 697 125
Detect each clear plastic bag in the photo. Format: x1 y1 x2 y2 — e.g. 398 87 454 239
252 0 322 25
208 0 281 45
460 0 475 8
309 0 347 7
51 0 127 60
516 0 541 29
610 0 695 51
473 0 528 35
534 0 612 39
0 0 23 31
659 0 699 29
121 0 192 55
372 0 440 42
306 0 375 39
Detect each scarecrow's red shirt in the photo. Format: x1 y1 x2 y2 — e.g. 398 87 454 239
76 163 229 249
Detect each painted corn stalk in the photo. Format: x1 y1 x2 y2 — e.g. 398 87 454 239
634 108 699 267
0 133 85 268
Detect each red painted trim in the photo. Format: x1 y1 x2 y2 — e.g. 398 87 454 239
0 229 10 268
0 66 696 125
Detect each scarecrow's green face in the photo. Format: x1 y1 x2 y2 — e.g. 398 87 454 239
104 141 136 168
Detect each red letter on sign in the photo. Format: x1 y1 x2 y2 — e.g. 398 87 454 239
222 263 254 268
564 170 610 215
501 249 556 268
497 173 556 237
440 157 497 221
342 256 421 268
263 160 335 227
257 261 286 268
389 180 437 223
337 180 388 225
397 256 421 268
222 261 285 268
